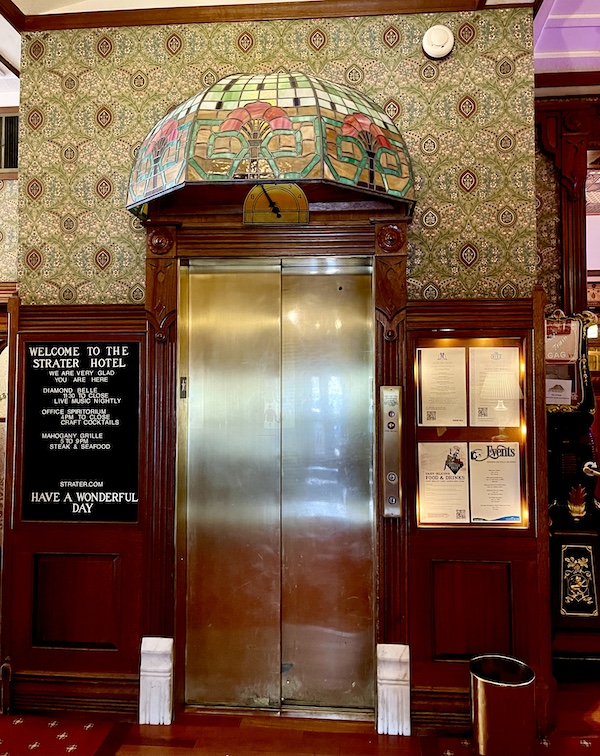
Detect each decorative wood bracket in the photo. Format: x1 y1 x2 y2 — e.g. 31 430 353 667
146 226 178 342
374 222 409 339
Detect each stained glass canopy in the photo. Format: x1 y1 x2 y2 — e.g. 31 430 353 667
127 71 415 215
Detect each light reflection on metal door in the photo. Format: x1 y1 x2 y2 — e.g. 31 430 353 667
182 257 374 710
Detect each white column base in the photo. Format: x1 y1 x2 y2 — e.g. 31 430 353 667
139 636 174 725
376 643 411 736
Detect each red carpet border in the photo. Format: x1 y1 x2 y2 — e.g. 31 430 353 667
0 715 112 755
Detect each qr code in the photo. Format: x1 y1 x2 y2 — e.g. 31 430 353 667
456 509 467 520
477 407 488 418
426 410 436 421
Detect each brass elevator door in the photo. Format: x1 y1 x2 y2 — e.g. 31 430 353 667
181 258 374 711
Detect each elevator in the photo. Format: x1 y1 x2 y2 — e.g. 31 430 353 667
179 257 375 712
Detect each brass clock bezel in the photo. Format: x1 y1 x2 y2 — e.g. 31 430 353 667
243 183 309 225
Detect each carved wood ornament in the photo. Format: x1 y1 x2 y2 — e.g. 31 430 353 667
146 226 178 342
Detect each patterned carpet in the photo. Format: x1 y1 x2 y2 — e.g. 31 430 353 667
0 715 114 756
428 735 600 754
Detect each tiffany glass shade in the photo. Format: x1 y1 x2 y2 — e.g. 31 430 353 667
127 71 415 214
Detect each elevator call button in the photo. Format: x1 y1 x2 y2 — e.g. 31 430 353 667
381 386 401 518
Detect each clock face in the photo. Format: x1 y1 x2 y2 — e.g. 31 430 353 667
243 183 309 225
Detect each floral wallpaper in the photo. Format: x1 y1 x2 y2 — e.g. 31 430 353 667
16 9 535 305
535 146 561 315
0 180 18 283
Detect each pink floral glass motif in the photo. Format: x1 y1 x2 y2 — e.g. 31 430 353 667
219 101 293 179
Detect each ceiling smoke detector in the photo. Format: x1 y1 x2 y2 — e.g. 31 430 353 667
422 25 455 60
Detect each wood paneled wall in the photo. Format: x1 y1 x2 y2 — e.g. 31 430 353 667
537 99 600 314
0 197 553 735
1 303 148 713
404 294 553 734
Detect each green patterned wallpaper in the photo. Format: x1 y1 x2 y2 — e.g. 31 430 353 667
16 9 535 305
535 146 561 315
0 180 18 284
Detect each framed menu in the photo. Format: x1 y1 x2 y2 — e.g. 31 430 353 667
417 347 467 426
469 347 521 428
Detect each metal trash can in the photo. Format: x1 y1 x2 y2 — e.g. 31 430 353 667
469 654 536 756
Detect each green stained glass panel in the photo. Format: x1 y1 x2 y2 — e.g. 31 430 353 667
127 71 415 210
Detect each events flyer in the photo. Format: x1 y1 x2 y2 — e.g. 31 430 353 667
469 441 521 523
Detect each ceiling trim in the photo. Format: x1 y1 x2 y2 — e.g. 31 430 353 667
535 71 600 89
1 0 538 32
0 0 25 32
0 51 18 76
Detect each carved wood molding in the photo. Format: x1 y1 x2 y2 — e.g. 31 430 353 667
375 255 407 336
148 227 175 257
146 226 178 342
376 223 406 255
0 283 18 304
373 228 408 645
373 221 409 342
143 225 179 635
536 101 600 313
537 103 592 201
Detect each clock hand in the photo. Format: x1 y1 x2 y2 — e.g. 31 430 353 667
260 184 282 218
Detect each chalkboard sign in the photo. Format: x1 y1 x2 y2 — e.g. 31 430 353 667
22 341 140 522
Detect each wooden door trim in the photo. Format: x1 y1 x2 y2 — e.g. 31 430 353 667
143 203 412 713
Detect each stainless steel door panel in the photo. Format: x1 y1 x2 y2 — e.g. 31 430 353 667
281 260 374 708
185 265 282 707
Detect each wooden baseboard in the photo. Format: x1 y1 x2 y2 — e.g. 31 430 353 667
410 686 471 735
9 672 139 715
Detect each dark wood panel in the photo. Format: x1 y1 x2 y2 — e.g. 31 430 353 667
536 100 600 314
18 0 480 32
404 293 553 735
9 672 138 714
33 553 121 648
7 529 144 673
14 305 146 333
1 303 150 713
536 72 600 90
410 688 471 734
432 561 511 659
176 229 376 258
407 298 538 332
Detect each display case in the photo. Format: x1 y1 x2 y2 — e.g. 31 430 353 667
414 338 526 527
547 310 600 640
